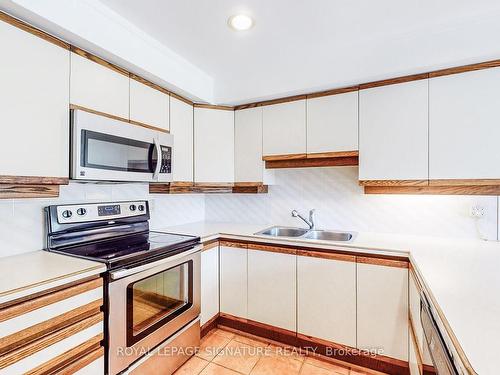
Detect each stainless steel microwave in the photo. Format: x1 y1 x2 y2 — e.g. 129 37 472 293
70 109 173 182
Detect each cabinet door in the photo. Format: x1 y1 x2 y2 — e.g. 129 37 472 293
306 92 358 154
247 250 296 331
263 100 306 156
220 245 247 318
409 330 420 375
359 80 428 181
357 262 408 361
200 246 219 325
429 68 500 179
297 255 356 346
235 108 263 183
0 20 69 178
170 97 194 182
130 79 169 131
70 52 129 119
194 108 234 183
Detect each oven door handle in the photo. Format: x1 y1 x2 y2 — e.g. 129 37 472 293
152 137 162 181
109 245 202 280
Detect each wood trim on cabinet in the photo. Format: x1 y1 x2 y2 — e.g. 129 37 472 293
356 256 409 269
194 103 234 111
25 335 103 375
200 313 219 338
429 179 500 186
306 151 359 159
0 176 69 185
0 278 103 322
129 73 170 95
306 86 359 99
0 300 102 355
265 156 358 169
0 312 103 369
247 243 297 256
359 180 429 187
150 182 268 194
128 119 169 133
359 73 430 90
170 92 194 106
149 182 194 194
219 240 248 249
429 59 500 78
70 46 129 76
202 240 219 252
262 153 307 161
296 249 355 262
217 313 409 375
0 11 70 50
234 94 307 110
364 185 500 196
232 184 269 194
0 184 60 199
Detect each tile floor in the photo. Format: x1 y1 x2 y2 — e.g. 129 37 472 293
174 328 385 375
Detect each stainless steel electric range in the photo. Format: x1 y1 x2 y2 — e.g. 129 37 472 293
45 200 202 375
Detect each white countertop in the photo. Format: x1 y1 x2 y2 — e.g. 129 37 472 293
0 251 106 305
159 221 500 375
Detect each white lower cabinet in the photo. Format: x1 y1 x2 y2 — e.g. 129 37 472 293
220 245 248 318
297 254 356 347
200 246 219 325
357 262 408 361
409 271 433 366
247 249 296 331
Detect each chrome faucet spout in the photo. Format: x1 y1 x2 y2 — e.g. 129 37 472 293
291 209 315 230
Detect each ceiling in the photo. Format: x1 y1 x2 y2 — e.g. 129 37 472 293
61 1 500 104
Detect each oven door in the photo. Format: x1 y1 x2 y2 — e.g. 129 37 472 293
107 246 200 375
71 109 173 182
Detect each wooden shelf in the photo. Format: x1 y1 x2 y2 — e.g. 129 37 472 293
149 182 268 194
263 151 359 169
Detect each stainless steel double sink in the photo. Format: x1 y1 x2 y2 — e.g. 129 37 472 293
255 226 356 242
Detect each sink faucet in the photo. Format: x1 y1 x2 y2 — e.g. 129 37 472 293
291 209 315 230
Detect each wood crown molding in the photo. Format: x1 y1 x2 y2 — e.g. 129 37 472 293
70 46 129 76
0 11 70 50
129 73 170 95
359 73 430 90
194 103 234 111
202 241 219 252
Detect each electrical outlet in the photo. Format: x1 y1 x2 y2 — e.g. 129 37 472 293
470 205 486 218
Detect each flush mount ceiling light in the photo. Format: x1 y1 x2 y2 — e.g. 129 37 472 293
228 14 254 31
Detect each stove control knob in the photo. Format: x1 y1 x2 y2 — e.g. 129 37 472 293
62 210 72 219
129 204 136 211
138 204 145 212
76 208 87 216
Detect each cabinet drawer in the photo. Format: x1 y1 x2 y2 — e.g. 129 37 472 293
0 277 104 374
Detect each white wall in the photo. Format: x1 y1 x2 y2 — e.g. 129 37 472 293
206 167 499 240
0 182 205 258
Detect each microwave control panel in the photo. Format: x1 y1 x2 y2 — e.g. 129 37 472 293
160 146 172 174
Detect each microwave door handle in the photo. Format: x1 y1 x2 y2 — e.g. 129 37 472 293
152 138 162 180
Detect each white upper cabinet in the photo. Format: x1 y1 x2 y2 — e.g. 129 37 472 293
194 108 234 183
235 107 264 182
0 20 69 178
248 249 296 331
170 97 194 182
220 245 248 318
263 100 306 156
429 68 500 180
357 262 408 361
129 79 169 131
297 255 356 347
306 92 358 154
70 52 129 119
359 80 428 181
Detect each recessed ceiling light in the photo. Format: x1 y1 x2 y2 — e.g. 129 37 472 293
228 14 254 31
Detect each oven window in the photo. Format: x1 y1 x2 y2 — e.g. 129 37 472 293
127 261 193 345
82 130 157 173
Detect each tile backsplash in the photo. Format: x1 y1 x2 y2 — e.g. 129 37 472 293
1 167 498 258
206 167 499 241
0 182 205 258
